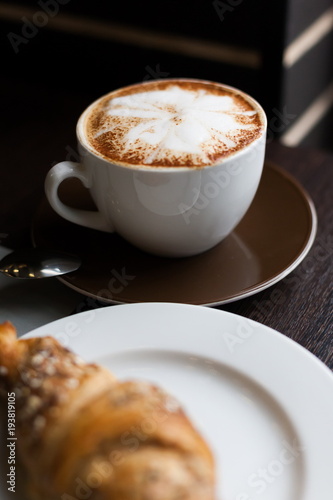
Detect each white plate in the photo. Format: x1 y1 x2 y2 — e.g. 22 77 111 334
2 303 333 500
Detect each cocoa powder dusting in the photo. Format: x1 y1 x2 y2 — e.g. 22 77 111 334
84 79 264 168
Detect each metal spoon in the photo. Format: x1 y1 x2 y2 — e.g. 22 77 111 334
0 248 81 279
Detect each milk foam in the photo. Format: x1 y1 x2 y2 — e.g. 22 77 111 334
86 82 263 167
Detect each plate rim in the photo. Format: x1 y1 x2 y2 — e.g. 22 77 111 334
20 303 333 500
22 302 332 378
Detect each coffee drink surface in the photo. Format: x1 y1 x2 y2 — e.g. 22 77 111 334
84 79 265 168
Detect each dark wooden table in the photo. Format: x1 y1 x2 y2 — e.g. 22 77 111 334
1 79 332 370
225 141 333 370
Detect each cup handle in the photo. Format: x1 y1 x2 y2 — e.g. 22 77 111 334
45 161 113 232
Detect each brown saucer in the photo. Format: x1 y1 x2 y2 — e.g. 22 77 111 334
31 162 317 306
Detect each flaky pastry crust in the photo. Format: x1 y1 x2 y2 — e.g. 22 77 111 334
0 321 215 500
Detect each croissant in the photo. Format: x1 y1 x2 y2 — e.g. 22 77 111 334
0 321 216 500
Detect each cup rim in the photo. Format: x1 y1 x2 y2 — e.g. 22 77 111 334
76 78 267 172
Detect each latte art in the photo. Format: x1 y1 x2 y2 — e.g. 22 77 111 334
85 80 264 167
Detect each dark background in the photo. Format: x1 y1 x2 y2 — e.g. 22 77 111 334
2 0 333 142
0 0 332 244
0 1 332 371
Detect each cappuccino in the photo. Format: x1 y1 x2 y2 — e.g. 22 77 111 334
83 79 265 168
46 79 266 255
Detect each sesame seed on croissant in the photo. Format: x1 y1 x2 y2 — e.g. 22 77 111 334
0 321 216 500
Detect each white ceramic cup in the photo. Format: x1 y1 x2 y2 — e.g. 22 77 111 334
45 81 267 257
